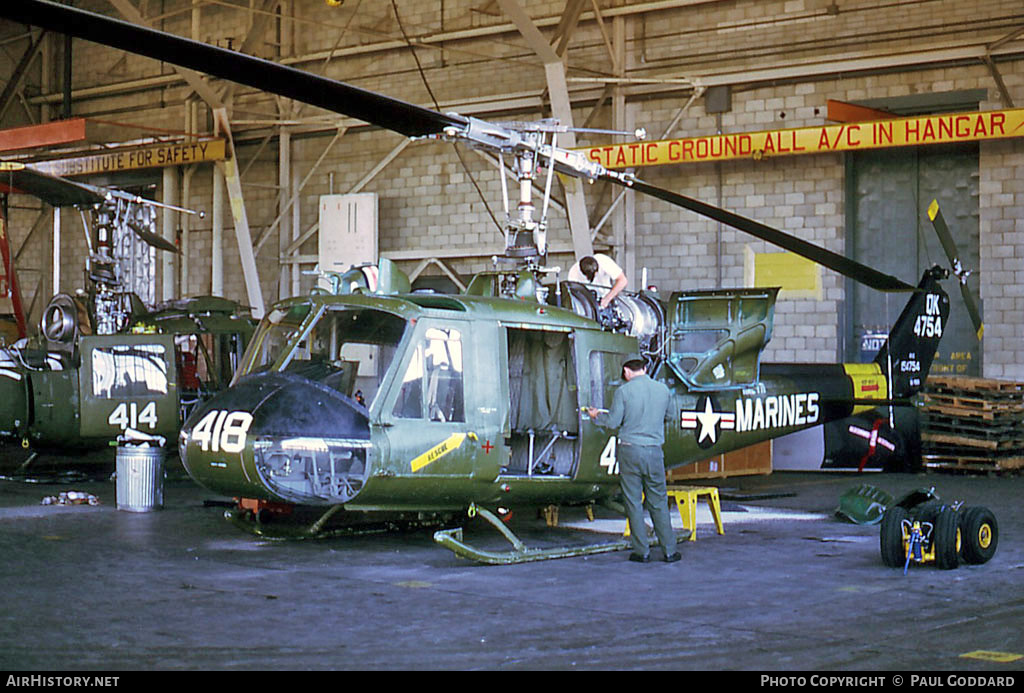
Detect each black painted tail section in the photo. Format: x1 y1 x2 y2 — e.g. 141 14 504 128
874 267 950 398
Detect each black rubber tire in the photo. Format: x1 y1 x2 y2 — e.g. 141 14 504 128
879 506 908 568
960 505 998 565
933 508 961 570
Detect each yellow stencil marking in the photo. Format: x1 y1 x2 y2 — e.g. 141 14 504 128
960 651 1023 663
410 433 466 472
843 363 888 414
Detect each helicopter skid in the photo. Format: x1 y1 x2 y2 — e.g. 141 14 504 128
433 503 688 565
433 525 631 565
224 503 459 540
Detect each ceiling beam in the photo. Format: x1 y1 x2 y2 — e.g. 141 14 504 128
0 29 47 124
106 0 224 109
552 0 587 58
498 0 593 259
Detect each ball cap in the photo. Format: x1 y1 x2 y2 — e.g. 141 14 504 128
622 354 646 370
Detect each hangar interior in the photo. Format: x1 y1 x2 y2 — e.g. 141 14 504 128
1 1 1024 673
1 0 1021 378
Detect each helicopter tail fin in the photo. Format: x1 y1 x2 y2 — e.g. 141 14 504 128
873 267 950 399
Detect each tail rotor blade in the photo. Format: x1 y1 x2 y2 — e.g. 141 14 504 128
960 281 985 341
927 199 984 340
927 199 961 268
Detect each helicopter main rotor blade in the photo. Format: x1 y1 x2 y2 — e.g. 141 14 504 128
128 224 180 254
0 0 467 139
927 199 984 339
0 162 107 207
611 176 917 293
0 1 919 295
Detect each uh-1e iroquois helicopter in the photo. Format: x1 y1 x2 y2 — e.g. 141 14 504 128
0 155 255 460
2 1 983 563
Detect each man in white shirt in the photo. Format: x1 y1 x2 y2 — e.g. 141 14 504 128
567 254 628 309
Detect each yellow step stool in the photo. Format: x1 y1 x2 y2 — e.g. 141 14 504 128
622 485 724 541
668 485 724 541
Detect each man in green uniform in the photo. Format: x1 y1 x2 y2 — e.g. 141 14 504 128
587 358 680 563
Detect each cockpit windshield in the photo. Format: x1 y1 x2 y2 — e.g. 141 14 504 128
235 303 407 409
234 303 311 383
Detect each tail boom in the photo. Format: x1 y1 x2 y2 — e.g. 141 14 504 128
873 267 951 399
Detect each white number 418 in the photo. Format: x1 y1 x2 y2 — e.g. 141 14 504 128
191 409 254 454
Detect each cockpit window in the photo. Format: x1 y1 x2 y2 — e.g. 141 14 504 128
392 326 465 422
236 304 406 410
235 303 311 383
91 344 168 397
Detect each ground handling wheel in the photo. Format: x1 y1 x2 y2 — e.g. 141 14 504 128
933 508 961 570
880 506 909 568
959 505 998 565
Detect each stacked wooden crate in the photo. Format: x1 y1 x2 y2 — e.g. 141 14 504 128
666 440 773 481
919 376 1024 473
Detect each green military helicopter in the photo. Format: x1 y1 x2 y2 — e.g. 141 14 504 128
0 161 255 457
2 1 969 563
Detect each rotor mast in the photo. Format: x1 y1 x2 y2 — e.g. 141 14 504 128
440 117 643 263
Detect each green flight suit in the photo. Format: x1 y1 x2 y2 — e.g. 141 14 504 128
594 373 676 559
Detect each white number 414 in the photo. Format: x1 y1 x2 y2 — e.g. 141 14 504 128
107 401 158 430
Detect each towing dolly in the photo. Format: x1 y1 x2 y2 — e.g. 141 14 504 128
879 488 998 571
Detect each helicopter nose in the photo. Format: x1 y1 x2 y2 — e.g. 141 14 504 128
180 371 371 504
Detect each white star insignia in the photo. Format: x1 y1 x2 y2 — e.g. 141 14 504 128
680 398 735 444
695 397 722 444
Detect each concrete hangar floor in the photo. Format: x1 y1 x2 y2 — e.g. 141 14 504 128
0 446 1022 672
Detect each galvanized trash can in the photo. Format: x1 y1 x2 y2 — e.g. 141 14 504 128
115 436 166 513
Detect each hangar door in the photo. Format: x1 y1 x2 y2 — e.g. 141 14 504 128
847 142 980 376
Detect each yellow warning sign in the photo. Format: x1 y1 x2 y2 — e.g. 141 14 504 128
34 139 226 177
410 433 467 472
584 108 1024 169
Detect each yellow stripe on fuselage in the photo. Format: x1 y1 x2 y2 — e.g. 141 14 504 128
410 433 467 472
844 363 888 414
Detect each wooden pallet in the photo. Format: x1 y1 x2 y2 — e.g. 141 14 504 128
926 375 1024 396
924 455 1024 474
922 433 1024 453
921 394 1024 418
922 413 1023 436
919 376 1024 474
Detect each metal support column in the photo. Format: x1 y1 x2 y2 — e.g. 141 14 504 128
161 166 178 300
51 207 59 295
214 107 265 318
611 13 633 284
278 128 292 300
212 164 224 296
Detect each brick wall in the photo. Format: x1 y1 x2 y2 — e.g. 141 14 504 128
979 138 1024 380
2 0 1022 378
